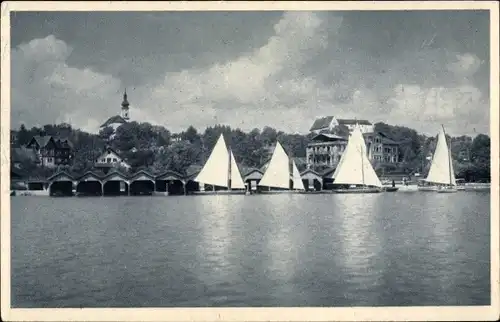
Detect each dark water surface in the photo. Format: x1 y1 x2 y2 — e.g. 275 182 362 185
11 192 490 307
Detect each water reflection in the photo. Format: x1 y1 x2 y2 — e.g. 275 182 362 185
261 195 300 281
334 194 384 303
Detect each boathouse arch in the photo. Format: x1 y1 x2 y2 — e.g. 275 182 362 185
76 171 103 196
244 169 263 192
155 170 185 195
300 169 323 191
129 170 155 196
102 171 129 196
48 171 74 196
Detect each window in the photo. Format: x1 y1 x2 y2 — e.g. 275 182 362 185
47 157 53 163
112 158 117 162
106 158 111 163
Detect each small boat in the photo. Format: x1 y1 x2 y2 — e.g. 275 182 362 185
422 125 458 193
193 134 246 195
384 186 399 192
258 141 306 193
330 124 384 193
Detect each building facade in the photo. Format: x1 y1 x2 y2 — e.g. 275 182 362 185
26 135 73 168
306 118 400 172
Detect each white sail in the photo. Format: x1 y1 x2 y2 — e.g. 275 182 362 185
425 126 456 185
230 151 246 189
194 134 230 187
258 141 290 189
291 160 305 190
333 125 383 187
331 140 350 179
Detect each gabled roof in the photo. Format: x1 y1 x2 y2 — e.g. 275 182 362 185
311 133 348 142
243 168 263 176
29 135 53 148
301 169 321 176
97 146 123 159
156 170 185 181
363 132 400 145
28 135 73 149
337 119 372 126
100 115 127 128
129 169 155 181
77 171 104 181
47 170 75 182
309 116 334 131
102 170 129 181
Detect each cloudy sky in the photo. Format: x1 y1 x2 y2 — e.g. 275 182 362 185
10 9 490 136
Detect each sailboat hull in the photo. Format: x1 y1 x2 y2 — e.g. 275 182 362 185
333 187 382 194
436 186 458 193
258 189 306 194
192 190 246 195
417 186 438 192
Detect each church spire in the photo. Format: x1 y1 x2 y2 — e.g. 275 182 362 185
121 89 130 120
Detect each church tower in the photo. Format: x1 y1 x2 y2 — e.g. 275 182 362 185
121 89 130 120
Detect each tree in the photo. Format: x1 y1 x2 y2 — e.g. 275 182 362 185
99 126 114 142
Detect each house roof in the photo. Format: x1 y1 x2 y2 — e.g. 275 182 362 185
311 133 348 142
29 135 73 149
337 119 372 125
363 132 400 145
309 116 334 131
100 115 127 128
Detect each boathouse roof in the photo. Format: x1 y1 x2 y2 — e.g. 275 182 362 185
47 170 75 182
156 170 185 181
77 171 104 181
102 170 129 182
129 169 155 181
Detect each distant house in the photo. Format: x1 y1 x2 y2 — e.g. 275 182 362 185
309 116 374 134
99 90 130 134
305 131 401 171
94 147 131 170
26 135 73 168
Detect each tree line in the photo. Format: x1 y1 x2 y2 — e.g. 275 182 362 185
11 121 491 182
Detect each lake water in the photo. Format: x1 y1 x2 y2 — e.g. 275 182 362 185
11 192 491 307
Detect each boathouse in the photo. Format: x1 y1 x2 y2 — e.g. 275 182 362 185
243 168 263 192
102 170 129 196
129 170 155 196
76 171 104 196
300 169 323 191
155 170 185 195
47 171 75 196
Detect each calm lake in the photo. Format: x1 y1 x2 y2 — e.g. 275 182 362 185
11 192 491 307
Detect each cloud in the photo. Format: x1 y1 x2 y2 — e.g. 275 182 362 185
447 53 482 77
10 12 490 137
387 83 487 135
11 35 123 132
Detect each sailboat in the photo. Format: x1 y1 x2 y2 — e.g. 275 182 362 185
420 125 457 193
193 134 247 194
331 124 383 193
257 141 306 193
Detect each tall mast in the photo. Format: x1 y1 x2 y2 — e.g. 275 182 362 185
442 124 452 186
227 136 232 191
